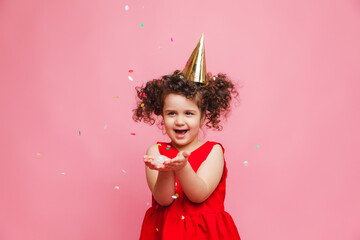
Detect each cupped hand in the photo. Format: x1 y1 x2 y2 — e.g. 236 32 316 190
163 151 191 172
143 151 191 172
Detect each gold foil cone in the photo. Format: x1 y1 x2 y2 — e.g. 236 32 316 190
182 34 207 84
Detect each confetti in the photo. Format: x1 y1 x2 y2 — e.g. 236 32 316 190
61 172 66 175
121 169 127 174
79 130 81 136
114 186 120 190
130 132 136 135
255 145 260 148
179 75 184 79
202 99 204 104
155 204 159 209
157 143 162 146
171 37 173 42
125 5 129 11
142 92 146 98
156 156 164 163
36 153 41 156
140 103 145 107
213 77 216 80
140 22 144 27
129 69 133 73
128 76 134 81
104 125 107 129
181 216 185 220
114 96 119 98
166 148 170 150
167 145 171 147
147 202 150 206
172 193 179 199
156 227 159 232
243 161 248 166
186 61 189 66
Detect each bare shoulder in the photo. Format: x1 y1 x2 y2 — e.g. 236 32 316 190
146 143 160 155
211 143 224 155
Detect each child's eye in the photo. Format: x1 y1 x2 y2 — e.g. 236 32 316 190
186 112 194 115
168 112 175 116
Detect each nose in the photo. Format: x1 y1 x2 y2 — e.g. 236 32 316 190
175 115 185 125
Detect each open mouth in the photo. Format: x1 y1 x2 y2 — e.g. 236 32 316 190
175 130 188 135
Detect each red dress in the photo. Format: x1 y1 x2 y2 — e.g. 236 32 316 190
139 141 241 240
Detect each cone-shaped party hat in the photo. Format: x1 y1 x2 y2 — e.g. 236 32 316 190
182 34 207 84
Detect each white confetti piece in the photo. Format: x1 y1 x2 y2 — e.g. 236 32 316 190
243 161 248 166
61 172 66 175
172 193 179 199
147 202 150 206
114 186 120 190
104 125 107 129
125 5 129 11
156 156 164 163
181 216 185 220
128 76 133 81
122 169 127 173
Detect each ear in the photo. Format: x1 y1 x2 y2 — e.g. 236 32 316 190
200 113 205 126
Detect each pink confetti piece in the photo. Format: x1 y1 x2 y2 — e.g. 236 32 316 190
142 92 146 98
186 61 189 66
130 133 136 135
171 37 173 42
129 69 133 73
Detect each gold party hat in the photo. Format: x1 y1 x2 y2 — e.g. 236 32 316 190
182 34 207 84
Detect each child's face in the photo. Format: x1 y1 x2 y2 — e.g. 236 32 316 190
162 93 205 149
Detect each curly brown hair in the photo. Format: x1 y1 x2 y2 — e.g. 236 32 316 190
132 70 241 130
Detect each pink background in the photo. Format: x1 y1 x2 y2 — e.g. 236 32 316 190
1 0 360 239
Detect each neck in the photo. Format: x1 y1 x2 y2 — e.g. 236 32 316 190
171 139 203 152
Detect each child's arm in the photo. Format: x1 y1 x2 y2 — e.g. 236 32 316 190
174 144 224 203
144 144 176 206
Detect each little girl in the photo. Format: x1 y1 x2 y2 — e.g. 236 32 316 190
133 35 241 239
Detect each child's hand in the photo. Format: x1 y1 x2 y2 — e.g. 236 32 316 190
143 155 171 171
163 151 191 172
143 151 190 171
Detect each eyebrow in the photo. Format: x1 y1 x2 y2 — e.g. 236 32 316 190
164 109 197 113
